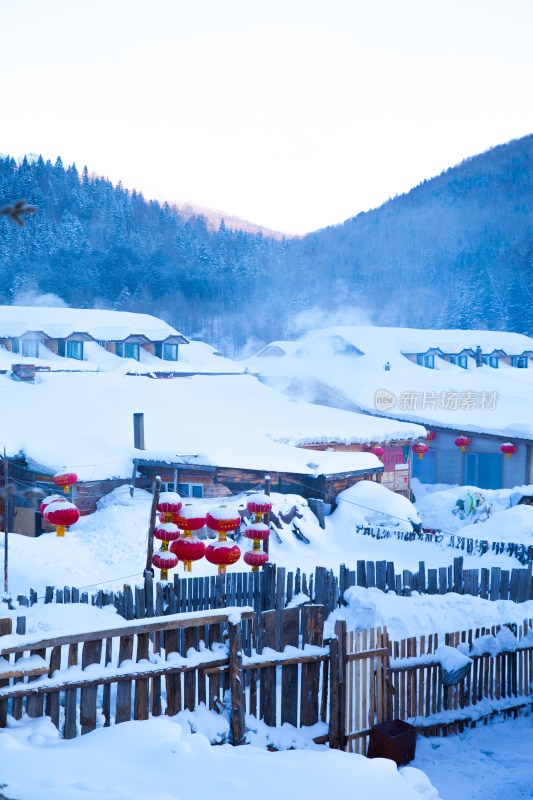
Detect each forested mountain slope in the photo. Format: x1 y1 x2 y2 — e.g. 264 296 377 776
1 135 531 354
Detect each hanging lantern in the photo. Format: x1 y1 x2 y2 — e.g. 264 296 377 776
500 442 517 460
39 494 65 516
205 505 241 574
244 522 270 572
426 430 436 445
175 503 207 532
371 445 385 460
152 549 178 581
246 493 272 516
205 540 241 574
157 492 182 523
171 535 206 572
412 442 429 460
44 499 80 537
244 550 269 570
154 522 182 543
53 469 78 495
244 494 271 571
455 435 471 452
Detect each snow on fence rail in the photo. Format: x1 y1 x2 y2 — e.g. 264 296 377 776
1 608 531 750
356 524 533 566
9 558 533 627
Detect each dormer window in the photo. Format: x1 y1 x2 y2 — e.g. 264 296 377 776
458 356 468 369
489 356 498 368
116 342 140 360
57 340 84 360
417 354 434 368
155 342 178 361
512 356 528 368
14 338 40 357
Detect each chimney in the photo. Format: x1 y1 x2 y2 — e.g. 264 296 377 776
133 413 145 450
475 346 483 368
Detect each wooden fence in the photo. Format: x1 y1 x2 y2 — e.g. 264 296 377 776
357 524 533 566
2 608 531 750
11 556 533 624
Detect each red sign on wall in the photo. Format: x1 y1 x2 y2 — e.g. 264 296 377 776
383 446 408 472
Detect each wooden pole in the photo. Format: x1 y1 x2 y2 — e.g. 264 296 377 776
229 620 246 745
3 448 8 594
145 476 162 575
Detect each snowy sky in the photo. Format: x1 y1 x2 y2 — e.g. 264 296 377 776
3 0 532 234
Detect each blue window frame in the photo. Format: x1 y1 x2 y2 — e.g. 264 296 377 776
489 356 498 368
67 340 83 360
22 339 39 357
458 356 468 368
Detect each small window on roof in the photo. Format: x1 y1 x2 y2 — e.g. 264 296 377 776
22 339 39 358
416 354 423 366
163 343 178 361
515 357 528 368
489 356 498 368
424 355 434 369
449 355 457 364
67 340 83 360
124 342 139 360
458 355 468 369
12 338 20 354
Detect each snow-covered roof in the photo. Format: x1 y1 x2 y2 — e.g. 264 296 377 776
0 305 188 343
244 325 533 440
0 372 423 481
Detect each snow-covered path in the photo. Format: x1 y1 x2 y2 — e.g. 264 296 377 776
412 713 533 799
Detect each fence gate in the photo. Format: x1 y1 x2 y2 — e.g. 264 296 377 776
330 621 392 754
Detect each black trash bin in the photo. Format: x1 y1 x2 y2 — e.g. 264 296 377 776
366 719 417 766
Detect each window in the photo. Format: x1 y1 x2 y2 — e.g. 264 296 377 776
464 452 503 489
124 342 139 360
12 338 20 354
177 482 204 498
513 357 528 369
163 343 178 361
67 340 83 360
21 339 39 357
489 356 498 368
458 356 468 369
416 354 423 366
116 342 139 360
482 356 488 365
449 355 457 364
424 355 434 368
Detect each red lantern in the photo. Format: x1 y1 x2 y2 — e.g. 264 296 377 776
44 500 80 537
371 446 385 460
53 470 78 494
500 442 517 459
152 549 178 581
244 523 270 541
40 494 65 516
246 493 272 515
170 534 206 572
205 540 241 574
154 522 181 542
244 550 269 569
175 503 207 532
426 430 436 444
157 492 182 523
455 435 471 452
412 442 429 460
206 507 241 533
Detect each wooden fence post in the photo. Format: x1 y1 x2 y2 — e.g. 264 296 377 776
229 621 246 745
329 619 347 750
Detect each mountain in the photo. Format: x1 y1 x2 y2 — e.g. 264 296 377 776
0 136 531 354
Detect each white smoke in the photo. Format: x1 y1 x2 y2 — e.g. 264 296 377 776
12 290 68 308
288 304 374 336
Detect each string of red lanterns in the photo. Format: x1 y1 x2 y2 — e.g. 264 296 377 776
244 493 271 572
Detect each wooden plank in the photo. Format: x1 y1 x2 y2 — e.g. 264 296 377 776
208 622 222 711
259 610 277 726
26 648 46 718
1 610 255 655
183 626 197 711
300 605 324 727
453 557 464 593
11 616 26 720
64 643 78 739
428 569 438 595
357 560 367 588
480 568 489 599
509 569 520 603
46 645 62 729
490 567 501 601
115 635 134 723
438 567 447 594
134 633 150 720
164 628 181 716
102 638 112 726
499 571 510 601
80 639 103 734
280 607 300 726
229 621 246 745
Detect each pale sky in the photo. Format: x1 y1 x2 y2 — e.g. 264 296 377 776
2 0 532 234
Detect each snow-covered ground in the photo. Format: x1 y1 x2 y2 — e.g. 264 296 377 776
0 714 441 800
1 482 525 601
412 713 533 800
414 482 533 542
